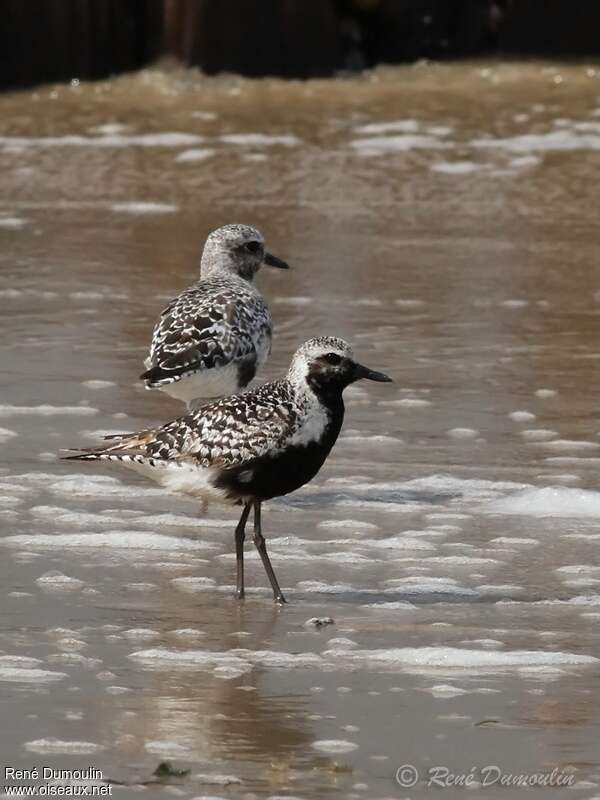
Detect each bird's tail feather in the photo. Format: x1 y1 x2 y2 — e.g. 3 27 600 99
60 430 156 462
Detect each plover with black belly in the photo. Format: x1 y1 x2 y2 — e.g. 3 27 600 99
65 337 391 603
141 224 288 407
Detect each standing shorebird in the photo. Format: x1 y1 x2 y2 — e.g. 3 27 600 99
141 224 288 407
65 337 391 603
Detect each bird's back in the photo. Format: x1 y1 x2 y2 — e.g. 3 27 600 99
67 376 344 503
142 276 272 403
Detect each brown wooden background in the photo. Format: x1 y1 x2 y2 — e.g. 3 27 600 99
2 1 600 90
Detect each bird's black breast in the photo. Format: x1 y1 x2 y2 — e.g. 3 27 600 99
214 398 344 503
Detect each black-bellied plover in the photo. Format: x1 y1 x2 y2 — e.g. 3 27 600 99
141 224 288 407
65 337 391 603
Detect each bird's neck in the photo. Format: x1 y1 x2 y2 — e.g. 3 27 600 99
199 265 254 285
294 379 346 430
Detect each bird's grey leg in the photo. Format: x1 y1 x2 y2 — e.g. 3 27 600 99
252 501 286 604
235 503 252 600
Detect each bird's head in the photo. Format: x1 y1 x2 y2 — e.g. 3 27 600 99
200 224 288 281
288 336 392 397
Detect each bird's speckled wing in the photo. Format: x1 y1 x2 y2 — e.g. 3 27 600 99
142 278 272 387
81 380 302 469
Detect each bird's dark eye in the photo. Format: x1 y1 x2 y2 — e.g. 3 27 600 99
245 241 261 253
323 352 342 365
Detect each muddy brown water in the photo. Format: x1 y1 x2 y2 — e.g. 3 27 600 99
1 62 600 799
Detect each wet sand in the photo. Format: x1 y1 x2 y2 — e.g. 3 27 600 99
1 61 600 798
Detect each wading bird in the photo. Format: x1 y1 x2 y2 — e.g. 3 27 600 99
141 223 288 407
66 337 391 603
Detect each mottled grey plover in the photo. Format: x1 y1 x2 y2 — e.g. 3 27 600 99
65 337 391 603
141 223 288 407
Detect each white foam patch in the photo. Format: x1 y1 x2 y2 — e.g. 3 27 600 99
351 134 451 154
335 499 427 514
486 487 600 517
447 428 479 439
219 133 299 147
0 532 215 551
0 216 27 228
322 646 598 672
110 202 177 215
124 643 599 677
383 577 478 597
170 629 206 642
423 556 500 567
425 684 468 697
490 537 538 547
318 520 378 531
536 388 558 398
365 535 436 552
460 639 504 649
171 577 217 592
362 601 417 611
29 506 122 529
555 566 600 577
36 572 84 590
520 429 558 441
395 298 425 307
510 155 541 168
175 147 215 162
123 628 160 642
477 584 525 596
296 581 372 594
535 440 600 451
88 123 130 135
380 398 432 408
354 119 419 134
501 299 528 308
0 496 22 508
431 161 480 175
191 773 241 787
0 656 68 684
500 595 600 607
82 380 115 389
311 740 358 754
24 739 105 754
0 427 17 442
0 132 203 148
472 130 600 152
0 405 98 417
341 434 402 445
129 648 320 674
48 475 163 499
508 410 536 422
144 740 193 758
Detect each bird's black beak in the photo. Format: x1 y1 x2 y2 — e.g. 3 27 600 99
353 362 392 383
264 252 289 269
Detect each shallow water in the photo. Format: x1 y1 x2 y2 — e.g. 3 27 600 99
2 61 600 799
